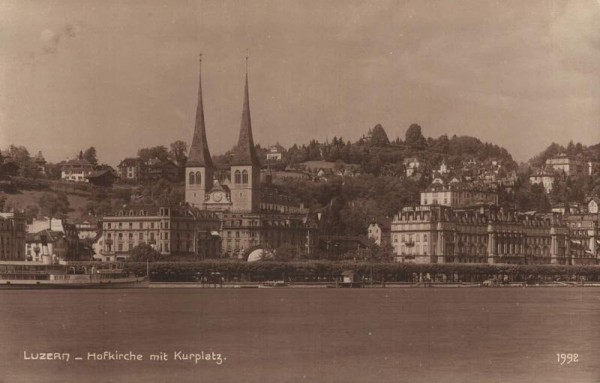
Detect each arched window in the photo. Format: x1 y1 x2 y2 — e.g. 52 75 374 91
234 170 241 184
189 172 195 185
195 171 201 185
242 170 249 184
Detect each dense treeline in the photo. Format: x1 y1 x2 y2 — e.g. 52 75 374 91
118 261 600 283
525 141 600 199
4 123 599 240
281 124 517 176
269 174 422 235
262 123 520 235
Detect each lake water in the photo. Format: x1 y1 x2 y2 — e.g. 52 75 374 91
0 288 599 383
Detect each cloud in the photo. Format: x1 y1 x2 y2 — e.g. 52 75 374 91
40 24 76 54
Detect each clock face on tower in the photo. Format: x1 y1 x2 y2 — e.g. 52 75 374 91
213 192 223 202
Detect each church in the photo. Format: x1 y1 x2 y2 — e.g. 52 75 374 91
185 57 318 259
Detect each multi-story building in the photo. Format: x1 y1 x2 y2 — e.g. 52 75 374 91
117 157 181 183
367 220 391 247
266 144 284 161
420 180 498 208
587 197 599 214
61 158 94 182
0 211 26 261
545 154 585 176
564 213 599 264
145 158 181 182
391 205 572 265
529 169 559 193
184 58 318 259
25 230 63 262
403 157 421 177
117 158 146 181
100 205 221 260
25 218 83 262
74 216 100 240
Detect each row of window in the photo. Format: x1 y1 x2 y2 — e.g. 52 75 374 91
107 232 164 240
394 234 429 243
189 170 273 186
399 244 428 255
105 222 170 230
110 242 170 253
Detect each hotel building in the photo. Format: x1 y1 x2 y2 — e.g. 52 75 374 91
391 205 574 265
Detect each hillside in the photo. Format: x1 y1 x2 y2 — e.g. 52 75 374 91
3 190 90 219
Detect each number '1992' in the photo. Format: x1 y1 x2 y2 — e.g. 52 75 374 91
556 353 579 365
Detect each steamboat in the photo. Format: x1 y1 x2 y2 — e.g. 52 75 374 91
0 259 148 289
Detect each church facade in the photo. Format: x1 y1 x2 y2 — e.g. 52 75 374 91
185 59 317 259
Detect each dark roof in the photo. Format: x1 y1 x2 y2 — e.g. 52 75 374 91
74 215 99 225
187 61 214 168
86 169 117 179
26 230 64 243
230 73 260 167
147 158 177 168
35 151 46 163
269 143 285 152
118 157 144 167
62 158 93 169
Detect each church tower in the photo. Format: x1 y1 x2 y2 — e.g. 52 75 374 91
185 55 215 208
230 59 260 213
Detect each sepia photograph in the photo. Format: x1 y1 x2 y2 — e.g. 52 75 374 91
0 0 599 382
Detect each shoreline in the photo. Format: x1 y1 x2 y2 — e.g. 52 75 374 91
148 282 600 289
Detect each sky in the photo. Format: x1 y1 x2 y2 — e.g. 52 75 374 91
1 0 599 166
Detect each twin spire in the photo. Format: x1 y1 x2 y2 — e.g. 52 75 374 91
187 55 260 169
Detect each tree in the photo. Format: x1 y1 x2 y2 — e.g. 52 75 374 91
83 147 98 166
370 124 390 147
39 192 70 219
128 243 162 262
138 146 170 163
19 161 41 179
405 124 427 150
24 205 39 221
169 140 188 166
8 145 30 165
45 163 63 180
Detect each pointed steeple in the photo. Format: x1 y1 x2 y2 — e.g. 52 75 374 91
187 54 214 168
231 57 260 166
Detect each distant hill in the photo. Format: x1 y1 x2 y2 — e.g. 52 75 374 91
282 123 517 176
